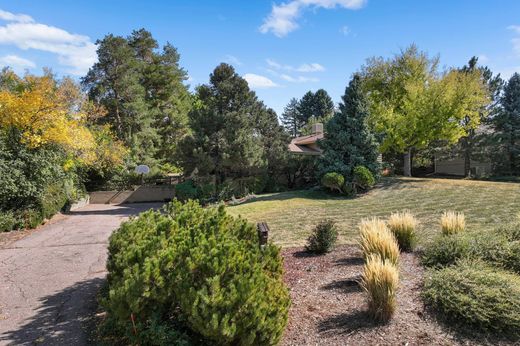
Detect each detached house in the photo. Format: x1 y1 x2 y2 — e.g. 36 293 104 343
288 123 324 156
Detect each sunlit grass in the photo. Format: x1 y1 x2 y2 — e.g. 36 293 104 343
227 177 520 248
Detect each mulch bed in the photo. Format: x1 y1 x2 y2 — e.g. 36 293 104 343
280 245 508 346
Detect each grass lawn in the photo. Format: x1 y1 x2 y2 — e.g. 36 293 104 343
227 177 520 248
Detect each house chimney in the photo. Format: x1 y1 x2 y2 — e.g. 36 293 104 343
311 123 323 135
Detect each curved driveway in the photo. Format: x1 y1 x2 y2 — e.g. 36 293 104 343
0 203 162 346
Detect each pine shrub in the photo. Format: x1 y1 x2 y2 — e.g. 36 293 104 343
305 219 339 254
361 254 399 322
321 172 345 193
387 211 418 251
104 200 290 346
441 211 465 235
422 230 520 274
353 165 376 190
359 217 400 265
423 260 520 338
421 234 470 268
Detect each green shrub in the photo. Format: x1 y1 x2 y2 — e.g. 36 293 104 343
38 183 68 219
305 219 339 254
422 231 520 274
321 172 345 193
423 260 520 338
421 234 470 268
23 209 44 229
174 180 198 202
0 211 21 232
353 165 375 190
496 221 520 241
104 201 290 345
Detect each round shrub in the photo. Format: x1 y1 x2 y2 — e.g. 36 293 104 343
421 234 470 268
104 200 290 346
387 211 418 252
321 172 345 193
353 165 375 190
305 219 339 254
423 260 520 338
0 211 20 232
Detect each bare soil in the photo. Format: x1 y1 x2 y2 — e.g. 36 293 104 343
280 245 513 346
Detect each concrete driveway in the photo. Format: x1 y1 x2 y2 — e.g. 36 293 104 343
0 203 162 346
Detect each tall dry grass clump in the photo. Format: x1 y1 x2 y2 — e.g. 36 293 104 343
387 211 418 251
441 211 466 235
361 254 399 322
359 217 400 265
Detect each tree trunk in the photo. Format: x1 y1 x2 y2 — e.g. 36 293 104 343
403 148 412 177
463 137 471 178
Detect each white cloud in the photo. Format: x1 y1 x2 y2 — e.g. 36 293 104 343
260 0 366 37
0 54 35 68
266 58 325 72
508 25 520 56
477 54 489 64
243 73 279 88
224 54 242 66
0 9 33 23
0 9 96 75
280 74 318 83
340 25 350 36
508 25 520 34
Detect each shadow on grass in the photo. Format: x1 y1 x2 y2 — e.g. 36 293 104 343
0 277 104 346
318 310 381 336
235 189 353 206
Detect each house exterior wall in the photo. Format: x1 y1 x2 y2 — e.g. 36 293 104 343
434 156 492 176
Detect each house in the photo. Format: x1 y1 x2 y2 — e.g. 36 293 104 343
288 123 324 155
434 155 492 177
287 122 383 164
433 125 493 177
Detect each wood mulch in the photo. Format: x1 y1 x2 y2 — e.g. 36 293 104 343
280 245 511 346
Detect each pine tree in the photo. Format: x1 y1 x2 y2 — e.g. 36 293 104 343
312 88 335 121
493 73 520 175
280 98 301 137
179 63 264 185
318 74 380 180
82 29 191 167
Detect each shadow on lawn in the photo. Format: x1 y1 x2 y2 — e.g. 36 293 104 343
1 278 103 346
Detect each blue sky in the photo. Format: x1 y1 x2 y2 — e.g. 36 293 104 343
1 0 520 115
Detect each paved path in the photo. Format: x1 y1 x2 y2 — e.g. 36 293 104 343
0 203 162 346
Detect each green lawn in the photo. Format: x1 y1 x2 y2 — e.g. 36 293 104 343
227 177 520 248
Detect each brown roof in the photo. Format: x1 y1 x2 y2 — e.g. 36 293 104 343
288 133 324 155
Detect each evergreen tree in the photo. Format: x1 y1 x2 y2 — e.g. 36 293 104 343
297 91 315 125
457 56 503 177
318 74 380 180
313 88 335 120
280 98 301 137
82 29 191 166
493 73 520 175
179 63 264 185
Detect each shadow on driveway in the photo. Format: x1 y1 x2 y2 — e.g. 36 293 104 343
0 278 104 346
68 202 164 216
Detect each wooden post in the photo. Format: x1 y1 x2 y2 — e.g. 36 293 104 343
257 222 269 246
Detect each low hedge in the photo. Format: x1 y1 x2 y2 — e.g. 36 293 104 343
103 200 290 345
423 260 520 338
422 223 520 274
